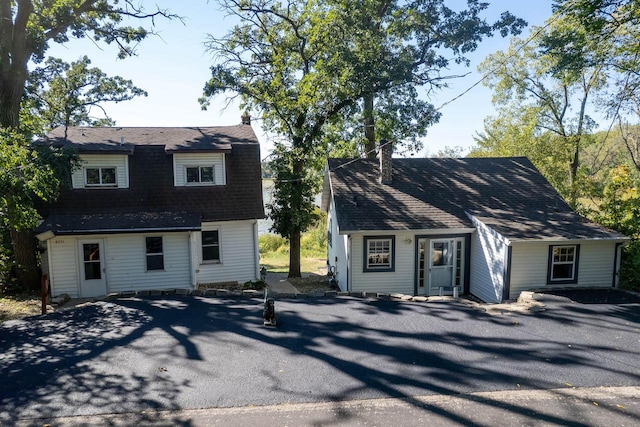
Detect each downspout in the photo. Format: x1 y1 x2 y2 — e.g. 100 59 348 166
46 239 54 296
502 245 513 302
188 232 196 289
347 235 352 292
253 220 260 280
613 242 624 288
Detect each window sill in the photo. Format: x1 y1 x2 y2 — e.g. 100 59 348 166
547 279 578 285
363 267 394 273
201 260 222 265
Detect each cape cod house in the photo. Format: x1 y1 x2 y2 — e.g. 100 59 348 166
36 121 264 298
321 144 627 303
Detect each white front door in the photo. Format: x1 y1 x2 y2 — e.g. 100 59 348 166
78 240 107 297
429 239 454 295
417 237 465 296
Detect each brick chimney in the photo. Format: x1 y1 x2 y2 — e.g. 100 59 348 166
379 140 392 184
241 112 251 125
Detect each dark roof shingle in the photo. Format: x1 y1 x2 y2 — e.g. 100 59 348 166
327 157 625 241
42 125 258 153
36 125 264 229
36 212 202 235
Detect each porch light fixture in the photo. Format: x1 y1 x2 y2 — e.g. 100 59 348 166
405 237 412 244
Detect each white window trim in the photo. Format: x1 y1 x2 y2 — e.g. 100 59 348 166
364 236 395 272
548 244 579 283
145 236 165 271
84 166 118 188
201 227 222 264
185 165 215 186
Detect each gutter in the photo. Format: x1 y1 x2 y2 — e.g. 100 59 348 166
37 226 202 241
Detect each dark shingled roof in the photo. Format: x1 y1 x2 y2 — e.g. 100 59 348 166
42 125 258 153
36 125 264 232
327 157 625 241
36 212 201 235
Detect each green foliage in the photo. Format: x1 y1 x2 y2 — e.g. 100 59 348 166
259 211 327 259
0 130 73 230
477 14 608 207
266 147 319 242
435 145 467 158
0 0 174 290
23 56 147 135
259 234 288 253
203 0 524 275
590 165 640 290
619 241 640 291
549 1 640 116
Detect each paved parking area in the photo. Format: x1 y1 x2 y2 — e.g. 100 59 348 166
1 293 639 425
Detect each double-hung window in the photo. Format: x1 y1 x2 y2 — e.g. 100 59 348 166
146 237 164 271
202 230 220 262
85 167 117 187
363 236 395 272
548 245 579 284
186 166 214 184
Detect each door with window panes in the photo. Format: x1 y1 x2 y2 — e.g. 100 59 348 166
417 238 464 296
78 239 107 297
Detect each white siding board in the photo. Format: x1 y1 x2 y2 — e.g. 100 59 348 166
173 153 226 186
508 243 548 298
71 154 129 189
327 198 348 291
48 237 79 297
509 240 617 299
350 232 416 294
197 220 258 284
105 233 191 292
468 216 508 303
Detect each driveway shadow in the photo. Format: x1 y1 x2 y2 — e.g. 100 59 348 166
1 295 639 426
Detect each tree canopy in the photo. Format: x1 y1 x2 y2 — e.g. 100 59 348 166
0 0 173 129
23 56 147 135
476 14 607 206
473 1 640 290
0 0 173 290
202 0 524 276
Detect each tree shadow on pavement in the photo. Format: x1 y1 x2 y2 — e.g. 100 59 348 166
1 294 638 426
0 300 197 426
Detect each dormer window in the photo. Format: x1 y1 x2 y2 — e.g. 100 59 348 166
85 167 117 187
186 166 214 185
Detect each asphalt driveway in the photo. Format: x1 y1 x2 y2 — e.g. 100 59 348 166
1 293 639 426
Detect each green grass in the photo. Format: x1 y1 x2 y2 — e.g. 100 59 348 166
259 224 327 274
260 250 326 274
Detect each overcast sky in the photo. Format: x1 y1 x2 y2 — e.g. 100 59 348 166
46 0 555 158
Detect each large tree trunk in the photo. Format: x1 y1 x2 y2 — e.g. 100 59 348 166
10 228 40 291
363 92 376 159
1 1 39 292
569 137 580 208
288 228 301 278
0 70 25 129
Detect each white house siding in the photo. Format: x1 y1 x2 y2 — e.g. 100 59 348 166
468 217 509 303
46 232 191 297
173 153 226 186
105 233 191 293
48 237 79 297
196 220 259 284
327 198 348 291
71 154 129 189
508 240 618 299
350 232 416 294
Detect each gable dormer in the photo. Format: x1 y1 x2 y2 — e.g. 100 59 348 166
172 152 226 186
71 153 131 189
